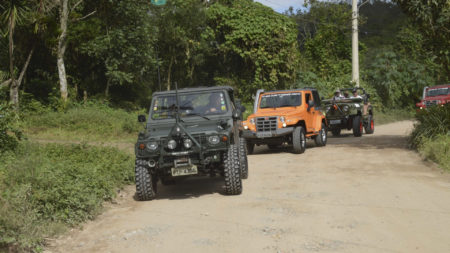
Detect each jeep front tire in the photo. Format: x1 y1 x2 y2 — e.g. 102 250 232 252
135 159 157 201
239 138 249 179
224 144 243 195
293 126 306 154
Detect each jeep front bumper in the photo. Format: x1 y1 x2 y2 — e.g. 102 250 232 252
242 127 294 139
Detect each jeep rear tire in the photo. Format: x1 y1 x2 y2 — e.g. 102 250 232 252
293 126 306 154
365 114 375 134
224 144 242 195
314 123 327 147
135 159 157 201
352 115 363 137
239 138 249 179
331 128 341 136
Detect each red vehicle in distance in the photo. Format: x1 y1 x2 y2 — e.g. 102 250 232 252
416 84 450 110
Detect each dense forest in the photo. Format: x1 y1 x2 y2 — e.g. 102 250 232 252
1 0 449 109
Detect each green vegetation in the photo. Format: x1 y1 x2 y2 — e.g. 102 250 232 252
373 109 414 126
410 105 450 170
0 104 22 152
21 101 143 142
0 142 134 251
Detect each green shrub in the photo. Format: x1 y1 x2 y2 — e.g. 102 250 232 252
0 142 134 251
0 104 23 152
410 104 450 148
418 134 450 170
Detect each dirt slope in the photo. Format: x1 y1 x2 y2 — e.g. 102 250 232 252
46 121 450 253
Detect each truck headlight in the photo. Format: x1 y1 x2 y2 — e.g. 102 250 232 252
208 135 220 145
167 140 177 150
183 138 193 149
146 142 158 150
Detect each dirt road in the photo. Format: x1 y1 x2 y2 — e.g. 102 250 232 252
47 121 450 253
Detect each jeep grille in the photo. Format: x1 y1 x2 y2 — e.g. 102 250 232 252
425 100 438 107
256 117 277 132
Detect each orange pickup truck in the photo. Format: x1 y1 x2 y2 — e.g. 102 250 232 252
242 88 327 154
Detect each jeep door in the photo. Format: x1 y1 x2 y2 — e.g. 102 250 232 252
304 91 323 133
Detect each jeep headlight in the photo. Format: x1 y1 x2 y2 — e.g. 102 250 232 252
183 138 193 149
343 105 349 111
249 118 255 124
146 141 158 151
208 135 220 145
280 116 285 123
167 139 177 150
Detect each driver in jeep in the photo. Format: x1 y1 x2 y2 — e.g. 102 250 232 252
204 93 224 114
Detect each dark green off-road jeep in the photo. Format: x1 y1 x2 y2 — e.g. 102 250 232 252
134 86 248 201
322 87 375 137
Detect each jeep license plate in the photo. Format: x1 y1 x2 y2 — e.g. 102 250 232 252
330 119 341 125
171 165 198 177
257 132 272 138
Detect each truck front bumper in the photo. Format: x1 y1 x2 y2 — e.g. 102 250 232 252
242 127 294 139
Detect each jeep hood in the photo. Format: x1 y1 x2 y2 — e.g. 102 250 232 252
250 107 304 118
145 119 231 139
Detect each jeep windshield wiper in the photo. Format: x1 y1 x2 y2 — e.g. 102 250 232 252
185 113 211 120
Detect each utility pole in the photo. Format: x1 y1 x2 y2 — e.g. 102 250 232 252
351 0 359 87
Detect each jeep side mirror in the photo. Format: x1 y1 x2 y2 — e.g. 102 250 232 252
138 114 146 123
307 100 314 111
232 110 240 120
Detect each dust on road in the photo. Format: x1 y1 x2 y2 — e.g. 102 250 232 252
46 121 450 253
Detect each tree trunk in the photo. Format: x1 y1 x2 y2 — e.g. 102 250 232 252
8 8 17 108
167 56 174 91
57 0 69 102
105 79 110 97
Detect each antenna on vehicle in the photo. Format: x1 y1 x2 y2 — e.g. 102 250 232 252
175 81 180 124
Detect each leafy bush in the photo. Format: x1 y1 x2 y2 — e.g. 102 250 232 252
22 101 144 141
0 104 23 152
0 142 134 251
410 104 450 148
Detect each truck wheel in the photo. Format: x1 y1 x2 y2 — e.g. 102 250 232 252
331 128 341 136
246 142 255 155
239 138 249 179
364 114 375 134
314 123 327 147
224 144 242 195
135 159 157 201
292 126 306 154
352 115 363 137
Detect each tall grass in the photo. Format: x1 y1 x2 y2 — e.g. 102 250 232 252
21 101 145 141
0 142 134 251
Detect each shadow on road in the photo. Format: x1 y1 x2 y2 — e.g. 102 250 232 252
134 176 226 201
327 134 409 150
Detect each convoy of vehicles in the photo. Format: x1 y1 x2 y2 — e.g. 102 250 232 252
322 88 374 137
134 86 247 200
241 88 327 154
416 84 450 109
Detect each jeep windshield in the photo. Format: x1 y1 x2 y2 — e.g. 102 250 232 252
259 93 302 109
151 91 228 119
426 88 449 97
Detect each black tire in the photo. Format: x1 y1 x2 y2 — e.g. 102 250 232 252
352 115 363 137
246 142 254 155
223 144 242 195
292 126 306 154
239 138 249 179
314 123 327 147
135 159 157 201
331 128 341 136
365 114 375 134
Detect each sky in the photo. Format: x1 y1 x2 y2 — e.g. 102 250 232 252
254 0 305 13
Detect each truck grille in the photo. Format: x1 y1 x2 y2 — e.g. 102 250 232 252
256 117 277 132
425 100 438 107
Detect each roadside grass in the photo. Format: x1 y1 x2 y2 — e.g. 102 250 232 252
20 101 145 142
0 142 134 252
410 104 450 171
374 109 415 125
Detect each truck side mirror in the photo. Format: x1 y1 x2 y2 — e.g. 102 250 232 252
138 114 146 122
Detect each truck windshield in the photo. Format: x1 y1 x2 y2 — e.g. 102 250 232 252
151 91 228 119
259 93 302 109
427 88 449 97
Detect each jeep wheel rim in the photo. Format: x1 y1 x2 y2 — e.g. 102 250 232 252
321 129 326 142
301 133 306 147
